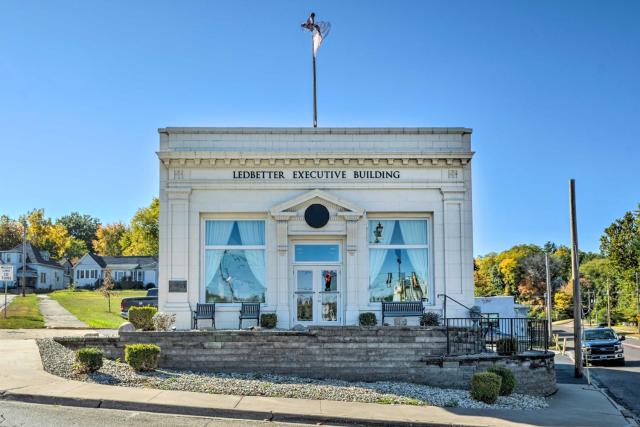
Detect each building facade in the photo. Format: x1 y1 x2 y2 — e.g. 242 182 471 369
158 128 474 329
0 243 66 290
73 253 158 288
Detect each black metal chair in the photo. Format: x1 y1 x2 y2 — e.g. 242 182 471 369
192 303 216 329
381 301 424 325
239 303 260 329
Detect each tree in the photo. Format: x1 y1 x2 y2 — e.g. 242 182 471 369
600 208 639 272
93 223 127 256
64 237 88 260
0 215 22 250
121 198 159 256
554 288 573 319
56 212 100 253
23 209 75 260
99 268 115 313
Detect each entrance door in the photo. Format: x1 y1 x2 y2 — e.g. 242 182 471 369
294 266 340 325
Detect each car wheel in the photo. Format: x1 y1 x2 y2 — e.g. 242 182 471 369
615 358 625 367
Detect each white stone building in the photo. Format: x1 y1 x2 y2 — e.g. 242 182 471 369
158 128 475 329
73 253 158 288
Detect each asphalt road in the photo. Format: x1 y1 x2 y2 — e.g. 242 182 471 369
554 322 640 420
0 400 320 427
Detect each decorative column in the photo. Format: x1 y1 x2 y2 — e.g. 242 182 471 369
341 212 363 325
440 187 471 316
162 187 192 329
273 213 294 328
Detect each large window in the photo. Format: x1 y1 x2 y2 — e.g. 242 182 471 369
368 219 429 303
204 220 266 303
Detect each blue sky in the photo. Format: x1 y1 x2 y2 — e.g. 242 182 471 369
1 1 638 255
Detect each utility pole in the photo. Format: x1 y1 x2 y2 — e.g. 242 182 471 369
21 220 27 297
607 280 611 328
545 252 553 342
569 179 583 378
634 271 639 333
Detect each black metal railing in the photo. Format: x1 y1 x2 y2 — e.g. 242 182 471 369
444 317 548 356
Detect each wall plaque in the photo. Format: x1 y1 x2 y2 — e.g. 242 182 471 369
169 280 187 293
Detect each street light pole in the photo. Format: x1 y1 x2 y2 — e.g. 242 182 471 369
545 252 553 342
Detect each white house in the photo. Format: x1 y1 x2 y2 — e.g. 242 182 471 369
158 127 475 330
0 243 66 290
73 253 158 288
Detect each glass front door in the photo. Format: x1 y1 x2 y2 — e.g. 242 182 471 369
294 266 340 324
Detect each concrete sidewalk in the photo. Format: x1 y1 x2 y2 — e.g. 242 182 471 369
0 339 635 427
0 294 16 313
37 295 87 328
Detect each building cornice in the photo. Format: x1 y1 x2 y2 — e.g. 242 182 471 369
158 127 472 135
157 152 473 168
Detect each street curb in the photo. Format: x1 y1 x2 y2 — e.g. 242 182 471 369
0 391 453 427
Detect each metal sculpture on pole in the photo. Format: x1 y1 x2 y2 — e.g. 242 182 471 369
301 13 331 128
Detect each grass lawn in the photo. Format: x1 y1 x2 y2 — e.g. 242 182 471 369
50 289 147 329
0 294 45 329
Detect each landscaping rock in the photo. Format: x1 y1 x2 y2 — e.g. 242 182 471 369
36 338 547 410
118 322 135 333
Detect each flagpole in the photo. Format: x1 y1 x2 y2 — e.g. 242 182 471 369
312 38 317 128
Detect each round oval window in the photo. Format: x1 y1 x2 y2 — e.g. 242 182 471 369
304 204 330 228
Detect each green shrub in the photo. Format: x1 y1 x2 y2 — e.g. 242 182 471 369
260 313 277 329
420 312 441 326
129 306 158 330
359 312 377 326
125 344 160 371
470 372 502 404
496 337 518 355
74 347 103 373
487 366 516 395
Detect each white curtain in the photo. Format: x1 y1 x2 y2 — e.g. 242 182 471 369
205 221 234 246
398 220 427 245
204 221 234 296
398 219 429 301
237 221 266 290
368 220 396 286
236 221 265 246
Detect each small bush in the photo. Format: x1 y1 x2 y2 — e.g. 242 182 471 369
470 372 502 404
359 312 377 326
74 347 103 373
260 313 277 329
487 366 516 395
125 344 160 371
152 312 176 331
496 337 518 355
420 312 441 327
129 306 158 330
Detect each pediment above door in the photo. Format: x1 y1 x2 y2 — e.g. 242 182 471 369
269 189 364 220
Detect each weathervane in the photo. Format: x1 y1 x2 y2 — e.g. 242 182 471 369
301 12 331 128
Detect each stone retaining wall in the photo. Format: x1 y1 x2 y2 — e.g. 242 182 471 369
54 326 555 396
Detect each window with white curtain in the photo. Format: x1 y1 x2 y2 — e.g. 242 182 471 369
204 220 266 303
368 219 429 303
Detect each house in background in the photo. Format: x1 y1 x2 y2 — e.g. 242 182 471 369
0 243 66 291
57 258 74 287
73 253 158 288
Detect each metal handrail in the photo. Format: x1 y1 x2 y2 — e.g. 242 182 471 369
437 293 485 320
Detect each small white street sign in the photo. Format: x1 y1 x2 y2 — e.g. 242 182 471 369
0 265 14 281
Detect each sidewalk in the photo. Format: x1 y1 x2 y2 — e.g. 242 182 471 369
0 339 635 427
37 295 87 328
0 294 16 313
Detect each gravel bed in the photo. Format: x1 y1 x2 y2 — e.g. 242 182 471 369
37 339 547 410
